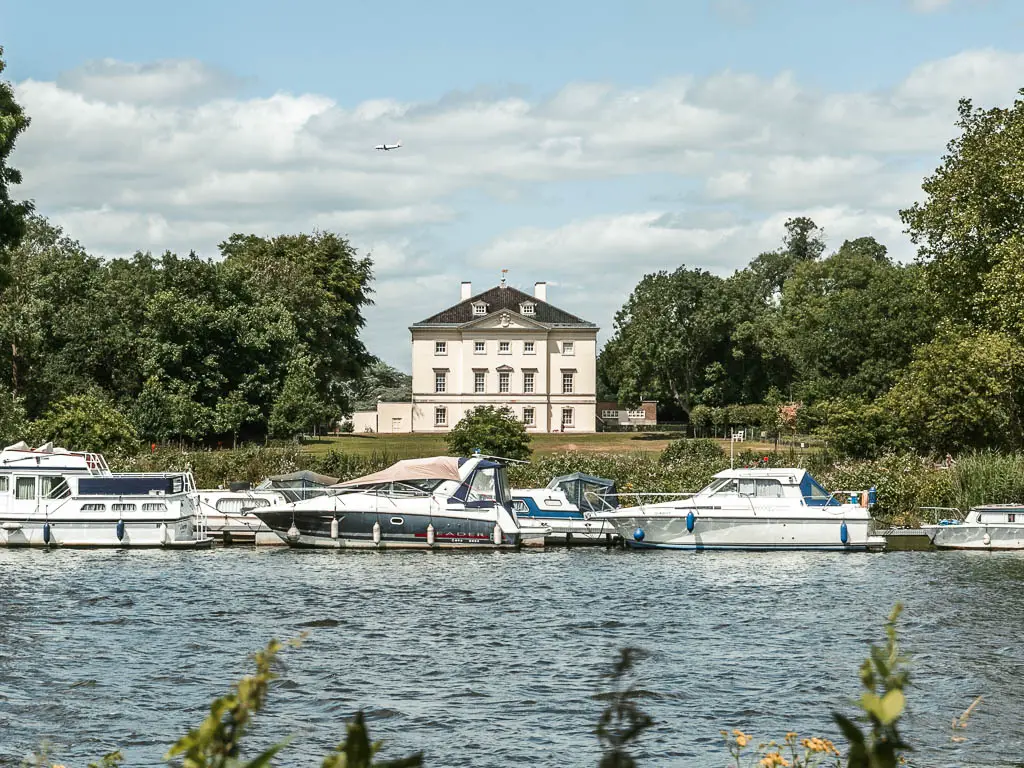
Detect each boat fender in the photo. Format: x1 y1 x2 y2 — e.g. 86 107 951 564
566 531 573 546
492 523 502 546
983 532 991 546
633 527 645 542
160 522 169 545
287 523 300 543
372 521 381 544
330 517 339 539
868 486 877 506
840 521 849 544
426 522 435 546
116 519 125 542
686 511 695 533
43 522 51 545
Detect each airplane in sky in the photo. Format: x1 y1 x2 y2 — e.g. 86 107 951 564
374 139 402 151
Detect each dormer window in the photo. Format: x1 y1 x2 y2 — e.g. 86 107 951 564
520 302 535 316
472 302 487 316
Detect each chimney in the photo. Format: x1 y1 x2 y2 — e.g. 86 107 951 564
461 281 472 300
534 281 547 302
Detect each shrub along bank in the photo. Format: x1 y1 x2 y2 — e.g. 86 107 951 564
112 441 1024 526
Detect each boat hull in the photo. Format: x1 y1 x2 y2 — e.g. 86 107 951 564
518 513 617 545
923 524 1024 550
602 514 885 552
0 516 212 548
256 508 521 550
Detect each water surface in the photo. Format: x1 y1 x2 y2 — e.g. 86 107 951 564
0 547 1021 766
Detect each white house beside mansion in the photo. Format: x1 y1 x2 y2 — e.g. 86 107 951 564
352 279 598 433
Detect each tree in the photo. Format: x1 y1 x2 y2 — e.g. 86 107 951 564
0 45 34 286
29 392 139 456
269 354 331 438
445 405 532 460
881 328 1022 454
901 91 1024 319
344 359 412 412
776 237 935 401
0 389 26 445
601 268 730 418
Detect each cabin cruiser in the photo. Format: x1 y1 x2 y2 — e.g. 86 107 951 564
0 441 211 548
197 470 339 546
592 467 885 551
511 472 620 544
922 504 1024 550
254 454 547 549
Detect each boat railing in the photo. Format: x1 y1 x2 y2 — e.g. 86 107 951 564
610 491 697 513
918 506 964 524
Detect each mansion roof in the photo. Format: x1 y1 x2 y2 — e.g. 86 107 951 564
412 284 596 328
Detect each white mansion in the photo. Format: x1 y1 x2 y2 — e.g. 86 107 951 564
352 279 599 433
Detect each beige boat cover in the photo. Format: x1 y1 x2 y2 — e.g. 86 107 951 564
335 456 463 487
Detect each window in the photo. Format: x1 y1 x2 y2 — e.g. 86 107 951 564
434 371 446 393
474 371 486 393
81 503 106 512
523 372 535 393
601 409 619 418
499 372 510 393
40 476 70 499
474 340 486 354
563 341 575 355
143 502 170 513
434 340 447 355
627 409 646 419
15 477 35 501
434 407 447 427
1010 513 1017 523
562 372 574 394
524 340 535 354
112 503 137 513
472 302 487 316
523 407 535 426
0 476 8 493
520 302 535 315
561 408 574 428
499 341 510 354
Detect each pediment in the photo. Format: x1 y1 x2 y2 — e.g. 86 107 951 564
460 311 548 331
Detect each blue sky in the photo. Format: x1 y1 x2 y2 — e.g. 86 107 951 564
3 0 1023 369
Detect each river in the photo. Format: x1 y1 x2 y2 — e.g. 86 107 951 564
0 547 1021 767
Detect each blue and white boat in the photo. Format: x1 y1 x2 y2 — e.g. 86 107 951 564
254 454 547 549
592 467 885 551
0 441 211 548
922 504 1024 550
511 472 620 545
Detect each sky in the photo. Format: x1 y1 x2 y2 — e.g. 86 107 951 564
2 0 1023 371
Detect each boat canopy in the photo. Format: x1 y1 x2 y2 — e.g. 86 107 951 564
546 472 619 512
335 456 462 487
265 470 340 487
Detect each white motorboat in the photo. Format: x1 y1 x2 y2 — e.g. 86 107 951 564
254 454 548 549
197 470 339 546
922 505 1024 550
592 467 886 552
0 441 211 548
511 472 620 545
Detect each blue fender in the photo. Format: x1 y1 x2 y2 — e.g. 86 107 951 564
686 511 695 533
840 521 849 544
43 523 51 545
633 527 645 541
116 519 125 541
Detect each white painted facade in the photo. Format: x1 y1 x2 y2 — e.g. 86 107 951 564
354 281 598 433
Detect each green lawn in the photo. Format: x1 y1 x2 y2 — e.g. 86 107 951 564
302 432 789 459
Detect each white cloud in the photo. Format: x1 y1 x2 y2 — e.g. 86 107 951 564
9 48 1024 364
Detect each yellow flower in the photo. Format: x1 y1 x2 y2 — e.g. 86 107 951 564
732 729 752 748
759 752 791 767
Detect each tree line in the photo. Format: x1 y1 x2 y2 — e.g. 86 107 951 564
600 90 1024 458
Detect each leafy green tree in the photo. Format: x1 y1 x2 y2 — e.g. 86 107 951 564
269 354 331 438
777 238 935 401
215 390 261 448
0 45 34 285
345 359 412 412
881 328 1022 454
902 90 1024 319
815 398 900 459
445 405 532 460
29 392 139 456
0 389 27 445
602 267 730 418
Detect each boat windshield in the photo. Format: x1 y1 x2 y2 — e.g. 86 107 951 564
340 479 446 497
464 465 511 505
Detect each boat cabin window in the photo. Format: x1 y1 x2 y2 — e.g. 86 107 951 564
40 476 71 499
112 503 137 513
464 464 510 505
81 503 106 512
143 502 168 513
510 499 529 513
15 477 35 501
708 477 786 498
0 476 8 493
216 498 271 514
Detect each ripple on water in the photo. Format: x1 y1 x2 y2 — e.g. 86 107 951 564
1 548 1023 767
